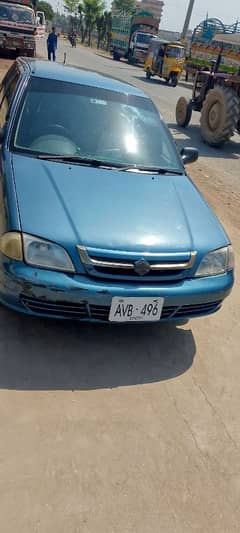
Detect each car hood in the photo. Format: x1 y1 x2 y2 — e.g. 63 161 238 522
12 155 228 255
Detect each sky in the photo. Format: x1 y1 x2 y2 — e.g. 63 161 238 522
159 0 239 32
51 0 239 33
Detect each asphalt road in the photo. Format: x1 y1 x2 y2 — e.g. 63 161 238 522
0 42 239 533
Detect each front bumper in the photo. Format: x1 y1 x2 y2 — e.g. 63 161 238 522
0 35 35 50
133 50 147 61
0 260 234 322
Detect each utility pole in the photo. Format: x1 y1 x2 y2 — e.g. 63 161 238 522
181 0 195 40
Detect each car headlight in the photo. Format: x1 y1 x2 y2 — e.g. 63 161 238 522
195 246 234 278
23 234 75 272
0 232 74 273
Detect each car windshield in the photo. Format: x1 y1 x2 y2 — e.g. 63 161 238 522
12 77 182 172
136 33 153 44
0 4 34 23
165 47 185 59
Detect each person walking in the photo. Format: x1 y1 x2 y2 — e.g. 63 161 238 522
47 27 57 62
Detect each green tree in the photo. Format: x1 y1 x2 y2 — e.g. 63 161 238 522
36 1 54 20
78 2 85 41
104 10 112 50
112 0 135 14
64 0 79 32
81 0 104 46
52 12 70 33
96 13 105 48
63 0 79 15
96 10 112 49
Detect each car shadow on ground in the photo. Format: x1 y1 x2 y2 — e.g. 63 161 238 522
0 307 196 390
168 123 240 161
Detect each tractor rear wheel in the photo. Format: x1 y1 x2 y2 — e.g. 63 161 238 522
176 97 192 127
200 86 240 146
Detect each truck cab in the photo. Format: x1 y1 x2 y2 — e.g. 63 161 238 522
128 31 157 63
0 0 36 56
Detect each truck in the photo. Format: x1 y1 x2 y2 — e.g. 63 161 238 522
0 0 36 57
111 11 159 63
35 10 46 38
185 17 240 80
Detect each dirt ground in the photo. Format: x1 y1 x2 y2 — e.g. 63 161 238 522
0 58 13 78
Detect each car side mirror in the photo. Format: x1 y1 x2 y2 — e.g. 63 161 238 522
181 147 198 165
0 127 4 145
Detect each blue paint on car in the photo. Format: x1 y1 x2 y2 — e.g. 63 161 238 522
0 58 234 323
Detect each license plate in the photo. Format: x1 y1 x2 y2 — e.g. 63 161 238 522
109 297 164 323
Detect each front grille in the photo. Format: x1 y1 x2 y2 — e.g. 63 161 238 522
175 301 222 317
21 295 88 319
20 296 222 321
92 265 184 278
78 246 197 282
0 26 34 36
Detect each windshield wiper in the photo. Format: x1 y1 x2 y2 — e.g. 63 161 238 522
119 165 183 175
37 154 125 168
36 155 183 175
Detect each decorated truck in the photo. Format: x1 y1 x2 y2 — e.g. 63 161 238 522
111 11 159 63
0 0 36 56
185 18 240 79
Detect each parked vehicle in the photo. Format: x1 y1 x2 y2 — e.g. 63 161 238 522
0 59 234 323
111 10 159 63
176 41 240 146
144 39 185 86
0 0 36 57
35 9 45 38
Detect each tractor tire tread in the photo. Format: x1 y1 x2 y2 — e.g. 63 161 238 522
200 85 240 146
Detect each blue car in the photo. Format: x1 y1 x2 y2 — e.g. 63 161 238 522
0 59 234 323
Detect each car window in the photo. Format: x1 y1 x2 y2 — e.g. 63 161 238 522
0 4 34 24
12 77 182 172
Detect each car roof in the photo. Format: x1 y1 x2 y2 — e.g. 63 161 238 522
18 58 147 99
